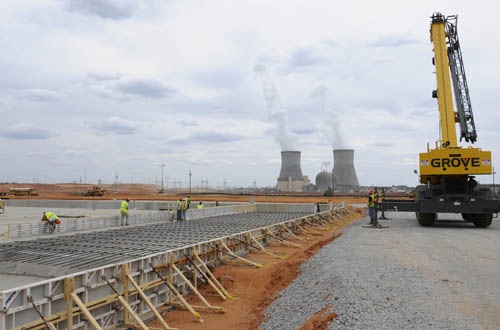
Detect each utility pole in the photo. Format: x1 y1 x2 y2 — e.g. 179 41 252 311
160 163 166 193
115 172 118 193
493 166 496 197
189 169 192 193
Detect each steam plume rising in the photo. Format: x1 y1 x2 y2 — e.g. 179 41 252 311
310 85 344 149
254 64 295 151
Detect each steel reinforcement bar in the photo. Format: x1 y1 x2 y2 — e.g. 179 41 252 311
0 204 355 330
0 204 256 240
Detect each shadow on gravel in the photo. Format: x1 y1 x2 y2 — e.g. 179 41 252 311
431 220 485 229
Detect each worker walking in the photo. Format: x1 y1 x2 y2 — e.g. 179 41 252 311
120 199 130 226
41 211 60 234
197 201 204 209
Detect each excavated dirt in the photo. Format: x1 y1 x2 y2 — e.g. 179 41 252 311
0 183 367 204
148 208 363 330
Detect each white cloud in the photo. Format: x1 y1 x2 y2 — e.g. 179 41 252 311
3 123 52 140
63 0 143 20
0 1 499 187
87 116 138 135
19 88 60 102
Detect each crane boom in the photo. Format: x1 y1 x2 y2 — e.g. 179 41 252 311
430 13 458 148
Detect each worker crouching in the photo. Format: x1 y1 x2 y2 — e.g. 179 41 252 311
41 211 60 234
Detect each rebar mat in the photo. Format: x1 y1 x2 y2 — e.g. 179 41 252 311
0 212 311 276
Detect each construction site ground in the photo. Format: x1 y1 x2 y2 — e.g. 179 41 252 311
0 183 368 204
0 184 365 329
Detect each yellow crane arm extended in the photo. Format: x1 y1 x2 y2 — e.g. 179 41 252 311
419 13 491 184
430 14 458 148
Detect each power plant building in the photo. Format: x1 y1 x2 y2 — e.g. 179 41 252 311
276 151 310 192
315 171 333 192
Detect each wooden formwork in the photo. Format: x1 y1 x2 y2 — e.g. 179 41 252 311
0 205 354 330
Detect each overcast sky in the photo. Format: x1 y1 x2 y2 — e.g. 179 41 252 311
1 0 499 188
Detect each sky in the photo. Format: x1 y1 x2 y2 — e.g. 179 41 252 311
1 0 500 189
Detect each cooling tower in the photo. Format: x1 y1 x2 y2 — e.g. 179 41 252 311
277 151 307 192
278 151 304 181
332 149 359 189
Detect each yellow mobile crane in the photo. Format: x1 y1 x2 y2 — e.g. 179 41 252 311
380 13 498 227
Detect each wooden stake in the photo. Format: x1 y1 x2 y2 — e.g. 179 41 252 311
153 270 203 323
172 265 224 312
219 240 263 268
126 273 178 330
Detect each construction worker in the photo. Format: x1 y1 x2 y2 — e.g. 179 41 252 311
379 188 389 220
179 198 188 221
186 195 191 209
120 199 130 226
197 201 204 209
367 190 376 225
215 201 220 207
176 198 183 220
373 187 379 220
41 211 60 233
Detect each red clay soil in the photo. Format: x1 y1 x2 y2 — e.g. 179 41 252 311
147 209 363 330
0 183 368 204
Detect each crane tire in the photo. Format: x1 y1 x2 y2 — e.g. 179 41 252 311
472 214 492 228
416 212 436 226
462 213 474 222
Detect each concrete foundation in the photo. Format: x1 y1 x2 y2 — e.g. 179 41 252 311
0 200 352 330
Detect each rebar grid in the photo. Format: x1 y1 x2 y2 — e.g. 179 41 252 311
0 212 310 274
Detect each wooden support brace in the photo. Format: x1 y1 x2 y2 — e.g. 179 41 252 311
170 303 226 312
103 277 151 330
292 222 316 240
191 249 238 300
70 292 104 330
305 218 323 228
268 232 301 248
153 270 203 323
64 277 74 330
293 221 308 233
184 255 226 300
172 264 225 313
117 294 150 330
219 240 263 268
281 225 308 242
247 233 284 259
126 273 178 330
303 220 326 234
120 265 130 323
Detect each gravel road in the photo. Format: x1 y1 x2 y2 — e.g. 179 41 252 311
260 210 500 330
